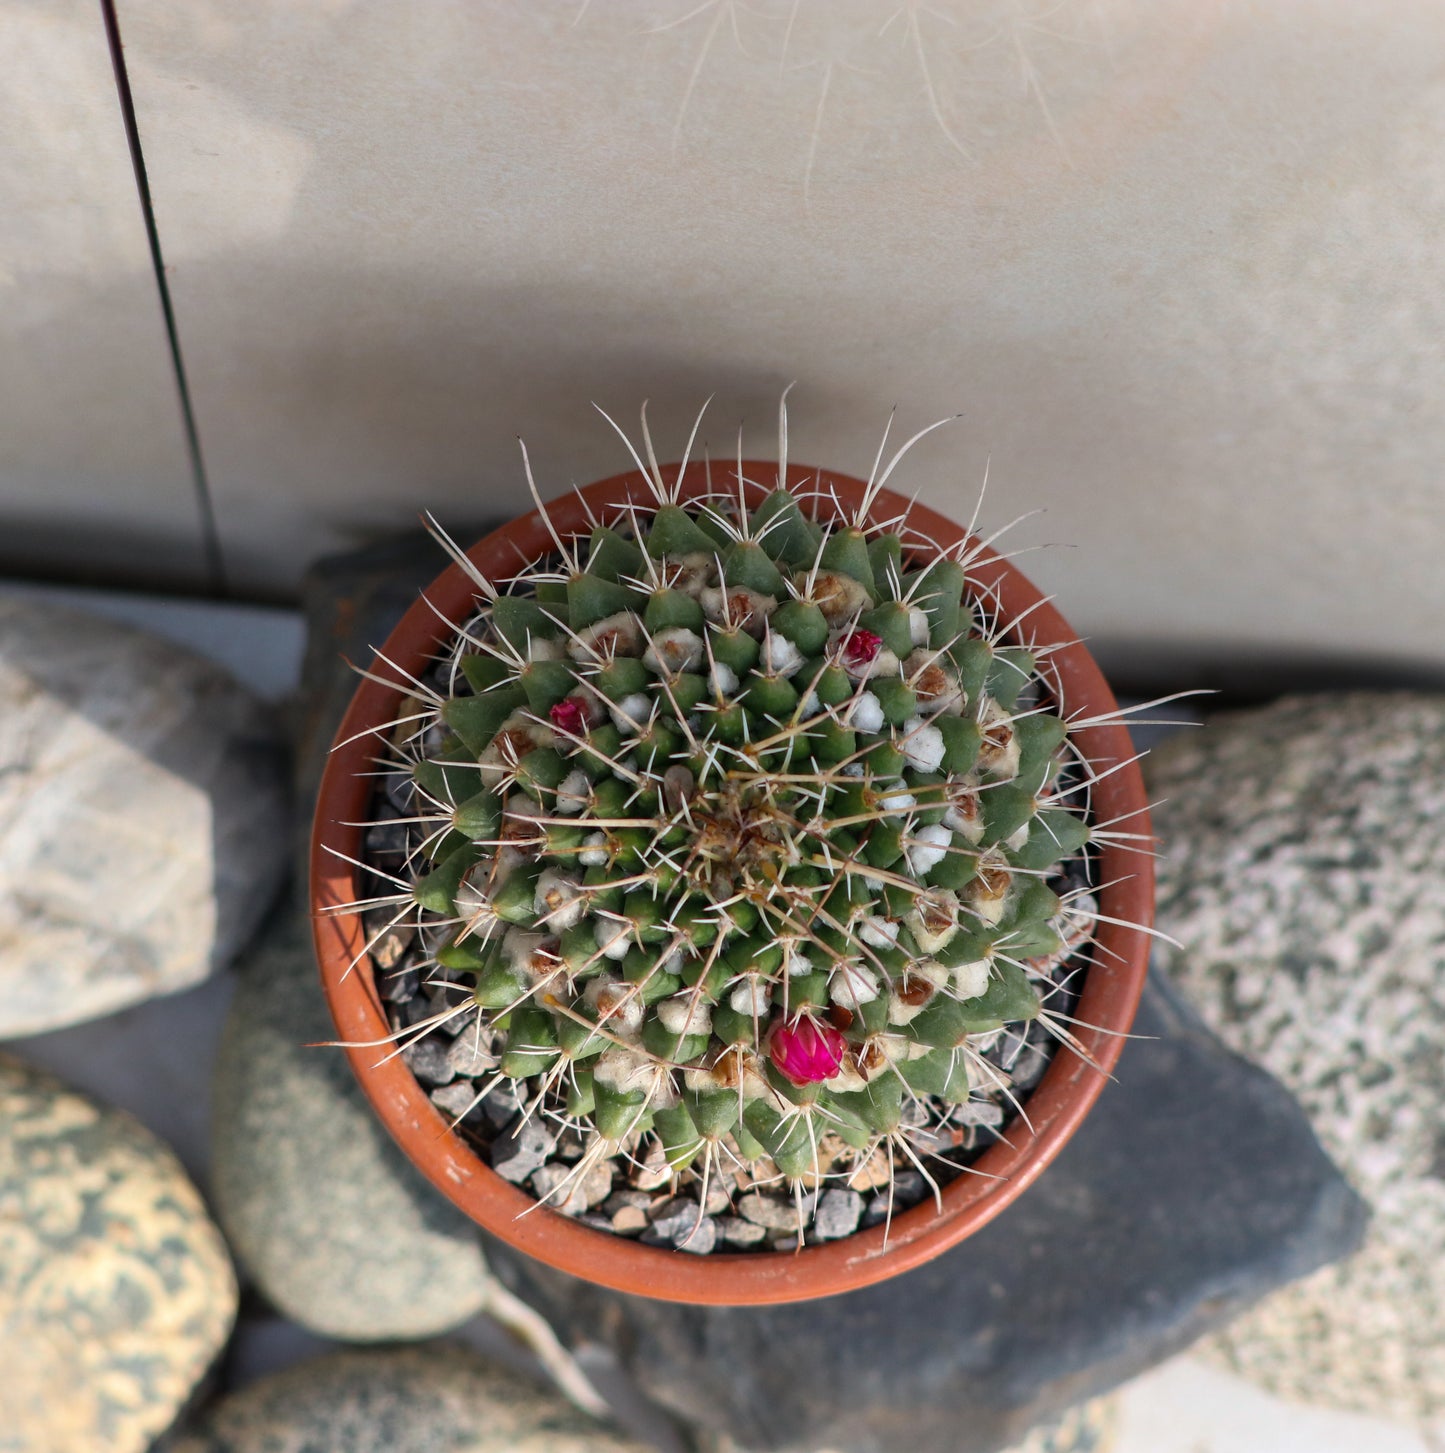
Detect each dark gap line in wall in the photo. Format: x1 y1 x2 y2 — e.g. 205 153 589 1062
101 0 229 597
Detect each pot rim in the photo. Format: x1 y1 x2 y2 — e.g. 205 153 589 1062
311 460 1153 1305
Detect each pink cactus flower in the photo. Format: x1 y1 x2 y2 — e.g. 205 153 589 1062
841 628 883 669
768 1013 847 1086
549 696 588 737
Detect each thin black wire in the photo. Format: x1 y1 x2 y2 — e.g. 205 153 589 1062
100 0 228 596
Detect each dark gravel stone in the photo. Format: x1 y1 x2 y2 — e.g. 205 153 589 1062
445 1031 495 1079
424 976 475 1024
429 1081 487 1126
376 962 420 1003
401 1034 455 1087
492 1116 555 1184
643 1201 718 1255
362 816 410 861
812 1188 863 1241
484 969 1368 1453
718 1215 767 1248
479 1081 523 1132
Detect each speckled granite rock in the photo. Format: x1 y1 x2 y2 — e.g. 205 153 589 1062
702 1398 1118 1453
1008 1400 1117 1453
1149 693 1445 1437
484 970 1366 1453
0 598 288 1036
168 1343 648 1453
0 1053 236 1453
210 903 493 1340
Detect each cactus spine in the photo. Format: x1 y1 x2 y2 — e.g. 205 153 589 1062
367 401 1096 1213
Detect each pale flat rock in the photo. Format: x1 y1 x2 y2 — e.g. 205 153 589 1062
1148 693 1445 1439
210 903 493 1340
0 598 288 1036
0 1052 237 1453
169 1343 649 1453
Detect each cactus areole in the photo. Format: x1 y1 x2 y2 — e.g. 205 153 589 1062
312 414 1153 1305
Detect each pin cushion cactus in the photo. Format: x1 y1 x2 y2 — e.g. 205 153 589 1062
345 403 1110 1200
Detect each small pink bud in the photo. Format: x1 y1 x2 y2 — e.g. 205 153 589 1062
841 628 883 669
549 696 587 736
768 1014 847 1086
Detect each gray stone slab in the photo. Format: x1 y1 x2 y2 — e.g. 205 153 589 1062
482 969 1368 1453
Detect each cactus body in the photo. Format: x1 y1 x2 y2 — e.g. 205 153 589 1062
374 410 1097 1211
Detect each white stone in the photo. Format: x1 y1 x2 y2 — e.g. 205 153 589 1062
0 600 287 1036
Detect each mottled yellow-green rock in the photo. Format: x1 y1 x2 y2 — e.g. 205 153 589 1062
170 1344 649 1453
0 1053 237 1453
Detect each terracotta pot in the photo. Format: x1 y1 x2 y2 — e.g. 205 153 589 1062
311 461 1153 1306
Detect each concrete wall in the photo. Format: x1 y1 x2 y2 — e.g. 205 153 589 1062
0 2 204 589
5 2 1444 676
